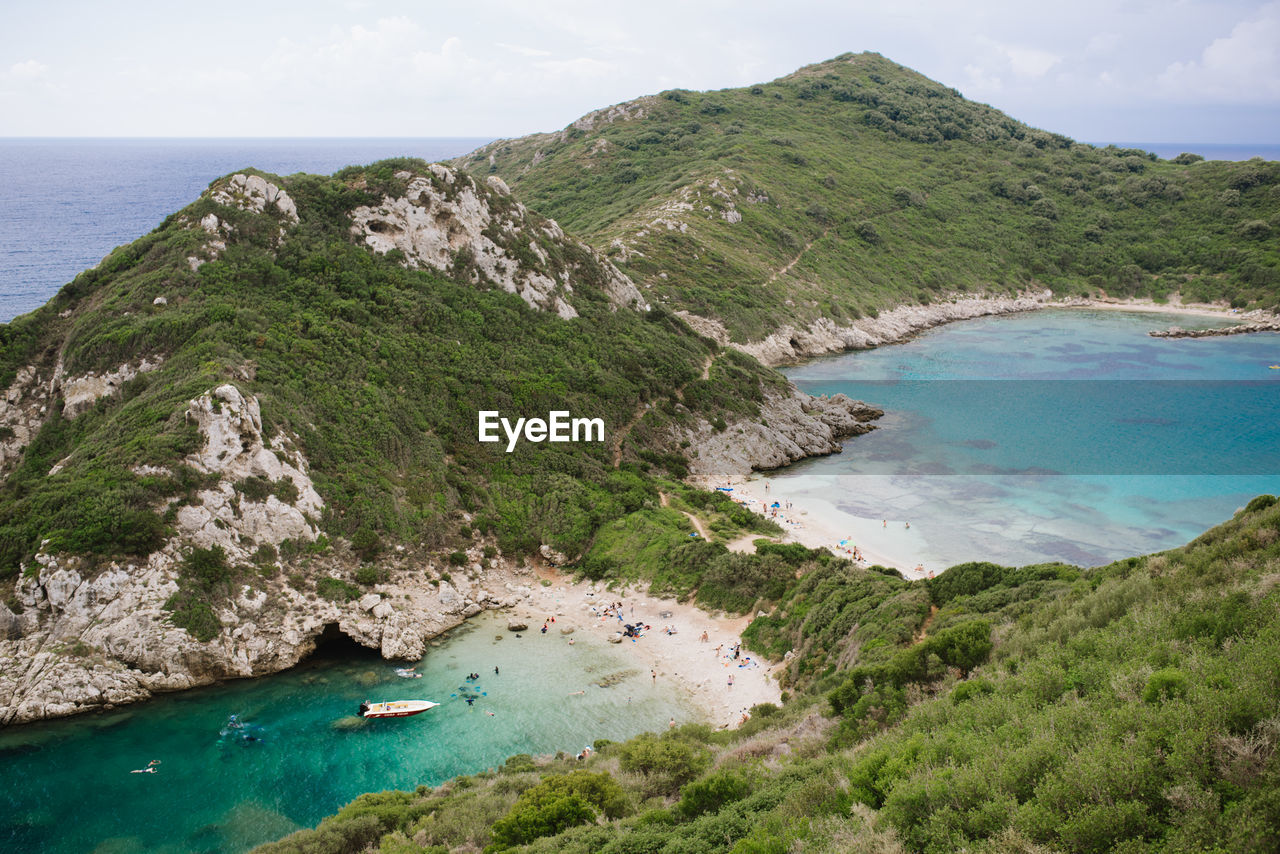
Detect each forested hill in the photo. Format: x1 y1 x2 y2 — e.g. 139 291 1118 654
460 51 1280 342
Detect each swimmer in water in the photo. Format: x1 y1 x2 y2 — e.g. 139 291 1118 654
130 760 161 774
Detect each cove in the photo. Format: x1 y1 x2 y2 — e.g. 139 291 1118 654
0 610 694 853
766 308 1280 569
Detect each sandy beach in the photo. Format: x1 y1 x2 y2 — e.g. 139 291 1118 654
706 476 932 580
504 571 782 730
1069 296 1273 322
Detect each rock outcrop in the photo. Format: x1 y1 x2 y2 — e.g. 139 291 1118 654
349 165 647 318
1 356 164 474
0 544 540 725
174 384 323 561
61 357 163 418
1149 320 1280 339
679 292 1052 367
679 386 882 476
210 173 299 224
186 173 299 270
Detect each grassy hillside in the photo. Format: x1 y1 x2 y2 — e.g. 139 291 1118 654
255 496 1280 854
460 52 1280 340
0 160 778 588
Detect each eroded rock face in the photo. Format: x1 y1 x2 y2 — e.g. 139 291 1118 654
176 384 323 561
1 356 165 474
679 386 883 477
61 357 163 418
0 365 55 471
679 292 1052 367
0 544 538 725
349 165 647 317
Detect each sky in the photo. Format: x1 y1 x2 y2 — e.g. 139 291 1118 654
1 0 1277 143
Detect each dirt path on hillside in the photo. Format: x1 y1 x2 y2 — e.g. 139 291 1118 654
913 604 939 643
659 491 714 541
767 226 833 284
611 354 716 467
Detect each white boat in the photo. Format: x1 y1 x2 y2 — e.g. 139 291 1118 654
358 700 439 719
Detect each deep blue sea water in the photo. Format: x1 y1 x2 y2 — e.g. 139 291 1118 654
0 138 492 322
768 309 1280 570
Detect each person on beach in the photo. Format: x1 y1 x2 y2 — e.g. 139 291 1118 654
651 670 657 683
669 717 676 729
883 520 887 528
700 631 709 643
728 674 734 687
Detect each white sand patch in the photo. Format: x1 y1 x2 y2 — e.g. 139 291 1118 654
695 475 933 581
503 573 782 730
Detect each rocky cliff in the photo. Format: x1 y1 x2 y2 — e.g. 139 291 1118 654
349 164 647 318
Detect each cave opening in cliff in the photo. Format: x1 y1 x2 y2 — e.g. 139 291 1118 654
308 621 380 663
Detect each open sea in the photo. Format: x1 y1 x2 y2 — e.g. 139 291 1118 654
0 138 492 322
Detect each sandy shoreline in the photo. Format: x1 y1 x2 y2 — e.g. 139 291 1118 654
699 477 931 580
503 571 782 730
1065 296 1272 323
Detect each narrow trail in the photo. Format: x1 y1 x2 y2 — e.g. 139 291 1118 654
659 490 714 541
913 604 940 643
611 354 715 467
767 225 833 284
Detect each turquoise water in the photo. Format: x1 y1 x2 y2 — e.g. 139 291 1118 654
0 610 693 853
771 309 1280 569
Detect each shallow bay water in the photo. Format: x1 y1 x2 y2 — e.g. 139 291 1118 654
0 610 693 853
769 308 1280 569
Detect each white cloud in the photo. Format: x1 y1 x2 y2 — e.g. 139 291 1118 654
1158 2 1280 101
496 42 552 58
8 59 49 78
1086 32 1121 55
0 0 1275 141
1002 45 1062 78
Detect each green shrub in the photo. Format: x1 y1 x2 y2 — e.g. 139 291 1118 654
677 770 751 818
317 577 361 602
1143 668 1189 703
618 734 708 796
355 565 386 585
487 771 626 850
351 527 381 559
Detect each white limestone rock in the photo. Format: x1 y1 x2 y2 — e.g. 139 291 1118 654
349 165 647 316
211 173 299 224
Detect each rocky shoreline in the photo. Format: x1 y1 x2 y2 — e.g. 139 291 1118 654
1149 320 1280 339
678 291 1053 367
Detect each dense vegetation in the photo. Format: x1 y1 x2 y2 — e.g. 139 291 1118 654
462 52 1280 340
255 497 1280 854
0 161 779 585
